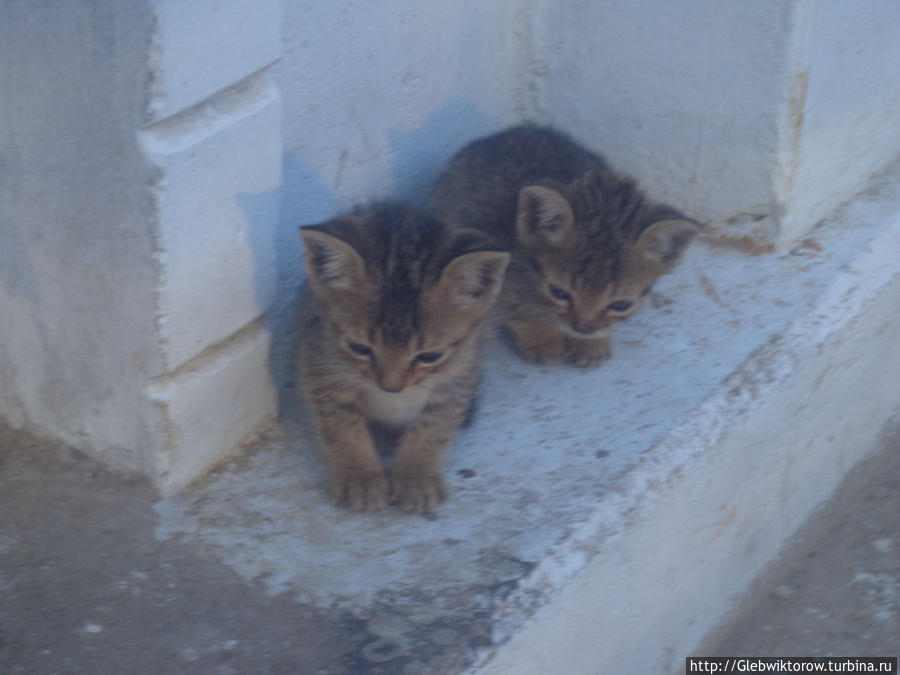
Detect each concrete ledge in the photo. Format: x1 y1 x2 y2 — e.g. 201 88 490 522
153 180 899 672
139 73 281 371
479 230 900 674
148 321 276 496
148 0 281 121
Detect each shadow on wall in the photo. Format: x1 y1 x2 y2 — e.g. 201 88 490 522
0 145 36 428
0 142 39 305
238 152 339 423
242 98 499 422
389 98 496 206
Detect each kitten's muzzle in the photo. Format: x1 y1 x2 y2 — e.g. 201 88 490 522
561 320 611 339
571 316 609 336
376 369 415 393
573 323 600 336
377 379 407 393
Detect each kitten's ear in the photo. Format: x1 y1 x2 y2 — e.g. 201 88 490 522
300 222 366 290
635 219 700 265
516 185 575 248
435 250 510 309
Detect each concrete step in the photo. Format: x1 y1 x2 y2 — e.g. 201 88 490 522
153 176 900 674
704 423 899 662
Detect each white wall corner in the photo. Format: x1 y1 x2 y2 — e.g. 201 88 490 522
139 74 282 371
137 0 284 492
148 321 276 495
772 0 815 250
509 1 550 123
147 0 282 122
774 0 900 249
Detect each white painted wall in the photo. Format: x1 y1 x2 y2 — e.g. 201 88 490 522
270 0 525 403
535 0 792 236
0 1 163 474
2 0 899 490
148 0 281 121
778 0 900 243
0 0 281 492
274 0 900 271
277 0 522 222
534 0 900 246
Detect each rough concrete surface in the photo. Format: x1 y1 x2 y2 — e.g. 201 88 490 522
2 425 897 674
0 428 358 675
3 171 899 674
704 422 899 663
4 175 900 673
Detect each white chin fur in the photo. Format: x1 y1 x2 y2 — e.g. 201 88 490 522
362 384 430 427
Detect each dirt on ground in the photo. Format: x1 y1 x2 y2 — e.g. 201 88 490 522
0 426 365 675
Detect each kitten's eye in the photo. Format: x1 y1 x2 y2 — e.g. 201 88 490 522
415 351 444 365
347 342 373 357
607 300 633 312
548 284 572 302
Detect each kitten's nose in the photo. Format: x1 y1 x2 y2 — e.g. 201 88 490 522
377 371 407 393
572 318 602 335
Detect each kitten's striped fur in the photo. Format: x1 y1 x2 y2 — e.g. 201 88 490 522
432 125 699 367
298 205 508 512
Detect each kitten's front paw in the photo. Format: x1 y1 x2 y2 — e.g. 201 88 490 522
566 336 612 368
332 465 388 511
508 321 567 365
389 463 448 514
517 343 567 365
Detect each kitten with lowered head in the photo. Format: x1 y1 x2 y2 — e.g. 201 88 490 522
298 204 509 512
432 125 700 367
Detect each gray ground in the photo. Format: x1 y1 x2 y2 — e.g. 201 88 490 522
1 422 897 675
0 427 361 675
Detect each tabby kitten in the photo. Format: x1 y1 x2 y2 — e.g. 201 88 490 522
432 125 700 367
298 205 509 512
